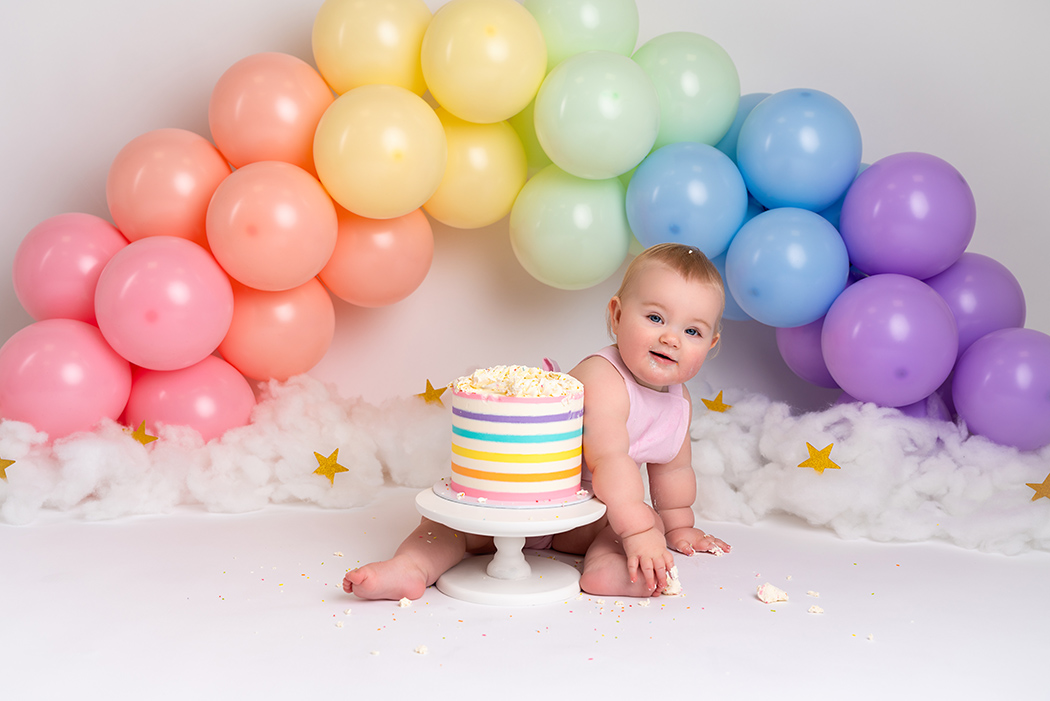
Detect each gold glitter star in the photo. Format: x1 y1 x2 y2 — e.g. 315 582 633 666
798 443 840 474
128 421 159 446
1026 473 1050 501
0 457 14 481
416 379 447 406
314 449 349 485
701 390 732 413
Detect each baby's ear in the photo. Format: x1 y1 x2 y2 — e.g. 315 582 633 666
607 296 623 331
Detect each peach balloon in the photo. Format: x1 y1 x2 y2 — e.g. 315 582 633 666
208 52 335 176
313 84 447 219
423 109 527 229
420 0 547 124
218 279 335 381
106 128 232 248
319 206 433 307
312 0 432 95
206 161 338 291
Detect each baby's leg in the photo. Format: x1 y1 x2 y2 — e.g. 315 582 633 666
343 518 470 601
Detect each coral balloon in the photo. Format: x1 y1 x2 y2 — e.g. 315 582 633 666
106 128 232 248
0 319 131 438
218 279 335 381
13 213 128 324
822 274 958 408
314 85 447 219
736 89 862 211
206 161 338 291
124 355 255 442
423 109 527 229
208 52 334 176
523 0 639 73
420 0 547 124
725 208 849 328
534 50 659 179
776 317 838 388
632 31 741 149
509 164 631 289
94 237 234 371
953 328 1050 451
839 152 976 279
924 252 1026 359
319 207 434 307
312 0 432 95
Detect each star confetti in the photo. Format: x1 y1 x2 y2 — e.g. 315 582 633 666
0 457 14 481
798 443 840 474
128 421 159 446
1026 473 1050 501
314 449 349 485
416 379 447 406
701 390 731 412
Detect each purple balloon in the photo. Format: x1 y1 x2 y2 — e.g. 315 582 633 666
822 274 958 407
776 317 838 388
835 390 951 421
839 152 976 279
924 252 1026 358
953 328 1050 451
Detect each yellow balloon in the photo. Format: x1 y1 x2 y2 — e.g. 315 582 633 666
314 85 447 220
421 0 547 124
424 109 528 229
312 0 432 95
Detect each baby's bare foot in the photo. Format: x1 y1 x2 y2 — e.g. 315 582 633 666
343 558 429 601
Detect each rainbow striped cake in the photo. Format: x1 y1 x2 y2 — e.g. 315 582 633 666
443 365 588 507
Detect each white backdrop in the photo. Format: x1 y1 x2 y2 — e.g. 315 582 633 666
2 0 1047 412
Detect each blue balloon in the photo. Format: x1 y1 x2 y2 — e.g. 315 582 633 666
736 88 862 211
818 163 869 229
714 92 770 164
625 142 748 258
710 197 764 321
725 207 850 328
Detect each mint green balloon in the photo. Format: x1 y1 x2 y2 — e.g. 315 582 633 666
523 0 640 73
534 50 660 180
632 32 740 148
509 164 630 289
508 98 552 177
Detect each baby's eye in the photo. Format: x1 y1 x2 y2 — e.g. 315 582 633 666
647 313 663 324
685 328 700 337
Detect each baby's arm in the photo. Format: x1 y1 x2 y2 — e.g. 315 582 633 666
648 387 731 555
571 357 674 591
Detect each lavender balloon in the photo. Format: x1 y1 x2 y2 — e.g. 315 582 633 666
924 252 1026 358
953 328 1050 451
822 274 958 408
839 152 976 279
776 316 838 388
835 390 951 421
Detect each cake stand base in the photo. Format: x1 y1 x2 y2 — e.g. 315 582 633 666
436 552 583 606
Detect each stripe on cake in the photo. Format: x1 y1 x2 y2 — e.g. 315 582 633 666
451 463 581 483
452 407 584 423
452 426 583 443
448 481 583 502
451 445 581 463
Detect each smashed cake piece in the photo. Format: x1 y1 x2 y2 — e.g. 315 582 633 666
708 544 726 556
398 597 412 608
756 582 789 604
808 605 824 614
661 566 683 596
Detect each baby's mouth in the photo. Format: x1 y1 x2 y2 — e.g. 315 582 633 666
649 350 676 364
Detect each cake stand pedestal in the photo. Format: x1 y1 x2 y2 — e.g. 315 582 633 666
415 488 606 606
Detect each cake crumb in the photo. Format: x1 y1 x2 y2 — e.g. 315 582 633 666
414 645 428 655
335 621 344 628
370 650 380 656
756 582 789 604
333 551 344 557
807 590 820 598
808 605 824 614
639 599 651 607
708 545 726 556
661 566 683 596
398 597 412 608
477 497 487 503
343 608 352 615
867 634 875 642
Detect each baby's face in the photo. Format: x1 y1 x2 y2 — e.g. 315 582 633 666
609 263 722 391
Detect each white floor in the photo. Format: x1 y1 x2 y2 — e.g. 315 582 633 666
3 485 1047 700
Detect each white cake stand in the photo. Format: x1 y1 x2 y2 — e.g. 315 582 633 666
415 488 607 606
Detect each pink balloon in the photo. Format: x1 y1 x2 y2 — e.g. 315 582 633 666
208 52 334 176
218 279 335 381
106 128 232 248
124 355 255 442
206 161 338 291
0 319 131 438
94 237 234 371
13 213 128 324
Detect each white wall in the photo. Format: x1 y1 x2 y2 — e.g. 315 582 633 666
2 0 1047 412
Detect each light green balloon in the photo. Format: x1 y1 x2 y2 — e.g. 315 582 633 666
523 0 640 73
509 164 630 290
534 50 660 180
632 32 740 148
508 98 552 177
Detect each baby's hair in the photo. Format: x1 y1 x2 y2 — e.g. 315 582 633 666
609 243 726 340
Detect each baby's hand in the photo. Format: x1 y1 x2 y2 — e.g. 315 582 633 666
622 527 675 593
666 526 731 557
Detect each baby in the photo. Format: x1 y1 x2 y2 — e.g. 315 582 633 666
344 243 730 599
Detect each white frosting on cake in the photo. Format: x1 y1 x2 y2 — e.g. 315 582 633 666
450 365 583 398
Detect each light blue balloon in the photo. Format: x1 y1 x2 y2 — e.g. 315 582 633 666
725 207 849 328
736 88 862 211
710 197 765 321
818 163 869 229
625 142 747 258
714 92 770 164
